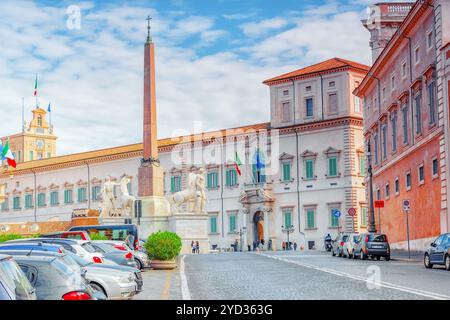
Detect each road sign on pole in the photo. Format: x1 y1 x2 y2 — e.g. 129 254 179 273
374 200 384 208
402 199 411 259
348 208 356 216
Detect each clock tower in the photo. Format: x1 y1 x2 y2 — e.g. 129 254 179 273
1 107 57 163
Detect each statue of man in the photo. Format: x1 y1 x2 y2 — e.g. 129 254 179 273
194 168 206 213
100 176 117 217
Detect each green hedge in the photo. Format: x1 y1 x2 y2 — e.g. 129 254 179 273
89 233 109 241
0 234 23 243
145 231 182 261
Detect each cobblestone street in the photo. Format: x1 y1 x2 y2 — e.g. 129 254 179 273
171 251 450 300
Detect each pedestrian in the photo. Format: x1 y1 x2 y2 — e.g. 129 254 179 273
253 240 257 251
294 242 298 251
125 231 135 250
268 239 272 251
282 241 286 251
258 241 263 252
234 239 239 252
191 241 195 254
247 241 251 252
195 241 200 254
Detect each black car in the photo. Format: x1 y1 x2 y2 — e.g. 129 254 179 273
0 254 36 300
424 233 450 271
353 233 390 261
12 255 94 300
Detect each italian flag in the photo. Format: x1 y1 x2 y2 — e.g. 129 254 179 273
34 74 38 96
2 141 16 168
234 152 242 176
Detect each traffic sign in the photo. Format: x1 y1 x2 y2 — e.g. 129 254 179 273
348 208 356 216
374 200 384 208
333 210 341 218
403 199 410 212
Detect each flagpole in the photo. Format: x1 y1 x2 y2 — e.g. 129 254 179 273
35 74 38 109
21 97 25 132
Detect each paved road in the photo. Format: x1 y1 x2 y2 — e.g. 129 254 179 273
182 251 450 300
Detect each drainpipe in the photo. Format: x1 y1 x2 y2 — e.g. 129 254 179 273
84 161 91 209
320 74 325 120
220 139 225 239
31 170 37 222
292 78 303 237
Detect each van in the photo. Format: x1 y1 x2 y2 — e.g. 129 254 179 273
69 224 139 250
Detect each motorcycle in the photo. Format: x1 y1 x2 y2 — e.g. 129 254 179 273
325 239 333 252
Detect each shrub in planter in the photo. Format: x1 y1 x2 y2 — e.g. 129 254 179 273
0 234 23 243
145 231 182 261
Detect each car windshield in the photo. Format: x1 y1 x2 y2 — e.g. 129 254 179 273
81 242 96 253
368 234 387 242
0 258 34 300
342 235 349 241
52 258 85 289
94 243 116 253
58 255 82 274
65 252 91 267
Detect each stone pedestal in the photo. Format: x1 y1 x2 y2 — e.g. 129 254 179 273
140 195 171 218
168 213 210 254
138 165 164 198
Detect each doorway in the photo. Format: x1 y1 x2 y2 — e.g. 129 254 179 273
253 211 264 243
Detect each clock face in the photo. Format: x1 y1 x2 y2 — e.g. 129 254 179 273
36 140 44 149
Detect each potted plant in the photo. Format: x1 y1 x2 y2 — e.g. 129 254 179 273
145 231 182 270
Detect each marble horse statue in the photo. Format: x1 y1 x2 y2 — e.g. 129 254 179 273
169 168 206 214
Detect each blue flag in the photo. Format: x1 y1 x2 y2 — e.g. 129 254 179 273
256 150 264 170
47 102 51 112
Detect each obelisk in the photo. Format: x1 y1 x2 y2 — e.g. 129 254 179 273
138 17 170 220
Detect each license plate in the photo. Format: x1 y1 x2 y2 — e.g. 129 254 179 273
372 245 383 249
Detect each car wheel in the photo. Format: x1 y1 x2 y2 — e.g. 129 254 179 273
385 255 390 261
135 258 143 270
353 251 358 259
445 255 450 271
376 256 381 261
424 253 433 269
90 283 107 298
338 250 342 257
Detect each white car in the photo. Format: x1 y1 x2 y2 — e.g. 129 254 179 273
93 240 150 269
8 238 105 264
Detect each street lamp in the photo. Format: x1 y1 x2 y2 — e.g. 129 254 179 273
282 225 295 250
366 140 377 233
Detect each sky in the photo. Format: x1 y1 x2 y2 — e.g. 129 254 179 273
0 0 409 155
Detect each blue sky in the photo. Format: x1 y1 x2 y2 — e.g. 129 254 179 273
0 0 406 155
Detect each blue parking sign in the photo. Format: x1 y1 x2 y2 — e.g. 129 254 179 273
333 209 341 218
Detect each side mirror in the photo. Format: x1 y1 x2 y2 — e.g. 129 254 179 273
431 242 437 247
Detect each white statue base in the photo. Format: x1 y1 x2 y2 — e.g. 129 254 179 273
168 213 210 254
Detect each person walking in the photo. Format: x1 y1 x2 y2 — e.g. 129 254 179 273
191 241 195 254
282 241 286 251
247 241 251 252
195 241 200 254
268 239 272 251
294 242 298 251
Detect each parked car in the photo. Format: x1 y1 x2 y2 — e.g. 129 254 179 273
69 224 140 250
331 234 349 257
8 238 104 264
0 254 36 300
353 233 390 261
0 242 64 254
90 242 138 268
11 254 94 300
41 231 91 241
94 240 150 269
424 233 450 271
2 249 139 300
66 251 142 298
342 234 360 259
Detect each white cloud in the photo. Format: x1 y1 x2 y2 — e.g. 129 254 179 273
240 17 288 37
0 1 372 157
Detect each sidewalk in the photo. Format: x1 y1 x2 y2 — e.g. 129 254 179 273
391 249 423 262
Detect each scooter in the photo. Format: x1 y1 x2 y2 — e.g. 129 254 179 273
325 240 333 252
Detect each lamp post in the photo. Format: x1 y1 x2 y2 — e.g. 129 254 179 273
366 141 377 233
282 225 295 250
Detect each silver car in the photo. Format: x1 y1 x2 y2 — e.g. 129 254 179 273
342 233 360 259
93 240 151 270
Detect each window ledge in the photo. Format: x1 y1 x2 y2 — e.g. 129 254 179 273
432 174 439 181
304 227 317 231
418 180 425 186
208 232 220 235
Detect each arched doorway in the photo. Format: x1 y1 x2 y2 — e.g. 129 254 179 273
253 211 264 243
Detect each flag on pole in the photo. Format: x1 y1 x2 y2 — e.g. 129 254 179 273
34 74 38 96
234 152 242 176
47 102 51 112
256 149 264 170
1 140 16 168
